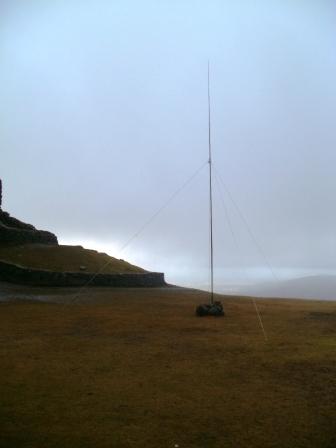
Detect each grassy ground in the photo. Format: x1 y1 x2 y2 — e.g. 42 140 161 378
0 244 145 274
1 286 336 448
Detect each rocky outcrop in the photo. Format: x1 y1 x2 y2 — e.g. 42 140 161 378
0 260 165 287
0 210 58 246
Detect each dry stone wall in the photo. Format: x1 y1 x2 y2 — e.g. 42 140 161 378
0 260 165 287
0 211 58 245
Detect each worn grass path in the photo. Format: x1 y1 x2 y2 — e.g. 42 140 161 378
1 286 336 447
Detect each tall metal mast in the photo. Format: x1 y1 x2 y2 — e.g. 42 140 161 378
195 64 224 317
208 61 214 305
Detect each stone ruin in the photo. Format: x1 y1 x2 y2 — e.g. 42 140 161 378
0 179 58 245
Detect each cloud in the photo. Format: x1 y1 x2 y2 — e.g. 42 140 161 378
1 0 336 287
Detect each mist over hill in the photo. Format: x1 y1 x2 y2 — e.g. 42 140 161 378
237 275 336 301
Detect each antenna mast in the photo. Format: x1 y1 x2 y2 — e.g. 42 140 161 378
195 63 224 317
208 61 214 305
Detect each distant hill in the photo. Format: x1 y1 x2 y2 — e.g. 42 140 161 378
241 275 336 301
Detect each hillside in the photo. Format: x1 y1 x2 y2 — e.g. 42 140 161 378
0 243 145 274
0 189 160 285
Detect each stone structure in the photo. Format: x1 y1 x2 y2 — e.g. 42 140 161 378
0 179 58 245
0 260 165 287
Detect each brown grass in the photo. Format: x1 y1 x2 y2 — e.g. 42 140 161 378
0 244 145 274
1 287 336 447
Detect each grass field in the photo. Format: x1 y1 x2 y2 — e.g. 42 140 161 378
1 286 336 448
0 244 145 274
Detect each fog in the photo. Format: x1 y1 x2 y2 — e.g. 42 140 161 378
1 0 336 290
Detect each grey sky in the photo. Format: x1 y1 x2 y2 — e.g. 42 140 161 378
1 0 336 290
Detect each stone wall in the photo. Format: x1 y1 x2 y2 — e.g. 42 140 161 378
0 211 58 246
0 260 166 287
0 210 35 230
0 180 58 245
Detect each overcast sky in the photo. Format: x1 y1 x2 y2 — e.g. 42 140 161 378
1 0 336 290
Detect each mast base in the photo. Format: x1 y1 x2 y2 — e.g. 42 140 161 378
195 301 224 317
